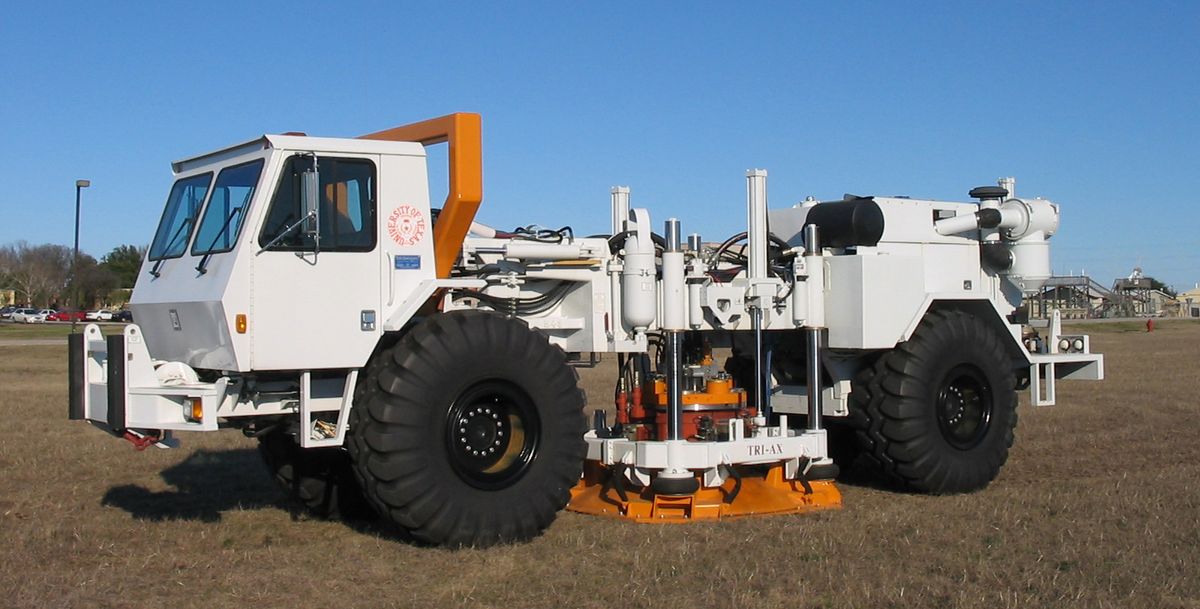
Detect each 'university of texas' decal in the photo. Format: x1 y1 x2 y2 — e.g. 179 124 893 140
387 205 426 246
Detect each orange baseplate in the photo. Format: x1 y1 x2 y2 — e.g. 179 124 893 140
568 461 842 522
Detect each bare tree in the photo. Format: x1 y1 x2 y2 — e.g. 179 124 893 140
0 246 14 285
0 242 71 307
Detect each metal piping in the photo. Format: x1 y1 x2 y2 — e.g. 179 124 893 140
746 169 769 279
611 186 631 235
752 307 765 417
666 332 683 441
805 326 822 431
803 224 824 432
664 219 684 441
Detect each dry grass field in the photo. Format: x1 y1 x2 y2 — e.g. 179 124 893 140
2 321 1198 609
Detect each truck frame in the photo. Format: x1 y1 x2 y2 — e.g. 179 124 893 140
69 113 1102 546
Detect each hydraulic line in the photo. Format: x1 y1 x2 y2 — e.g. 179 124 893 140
452 281 573 315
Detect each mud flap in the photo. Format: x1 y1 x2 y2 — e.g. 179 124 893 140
68 333 85 420
106 334 127 433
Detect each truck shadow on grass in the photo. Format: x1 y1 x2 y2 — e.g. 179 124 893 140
100 448 392 540
99 447 889 539
101 448 290 523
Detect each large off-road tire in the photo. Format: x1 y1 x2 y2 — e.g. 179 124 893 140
347 310 587 547
258 430 374 519
848 309 1018 493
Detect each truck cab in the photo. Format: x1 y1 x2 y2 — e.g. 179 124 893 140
132 134 436 373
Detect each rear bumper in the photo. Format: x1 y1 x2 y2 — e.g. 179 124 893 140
1025 337 1104 407
68 324 228 434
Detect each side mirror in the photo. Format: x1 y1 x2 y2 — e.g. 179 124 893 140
299 156 320 239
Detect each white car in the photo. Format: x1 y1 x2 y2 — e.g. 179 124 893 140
86 309 114 321
11 308 46 323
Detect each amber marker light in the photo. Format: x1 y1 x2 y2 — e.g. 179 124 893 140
188 398 203 422
236 314 247 334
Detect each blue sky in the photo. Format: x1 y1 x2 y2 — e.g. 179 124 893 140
1 2 1197 289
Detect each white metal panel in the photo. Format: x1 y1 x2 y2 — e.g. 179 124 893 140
264 135 425 158
378 153 438 329
173 136 424 173
131 151 273 371
250 153 386 370
825 254 926 349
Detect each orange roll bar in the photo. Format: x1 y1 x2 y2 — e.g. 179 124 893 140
359 112 482 278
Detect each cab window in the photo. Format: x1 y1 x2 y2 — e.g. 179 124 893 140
192 159 265 255
259 156 376 251
148 173 212 261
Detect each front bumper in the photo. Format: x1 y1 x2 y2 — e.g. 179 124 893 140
68 324 227 435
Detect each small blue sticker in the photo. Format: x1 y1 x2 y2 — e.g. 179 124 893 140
394 255 421 270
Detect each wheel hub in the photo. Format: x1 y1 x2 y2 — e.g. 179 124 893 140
455 404 506 456
936 365 993 450
445 380 540 489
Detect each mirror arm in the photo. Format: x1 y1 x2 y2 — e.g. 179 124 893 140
257 211 315 254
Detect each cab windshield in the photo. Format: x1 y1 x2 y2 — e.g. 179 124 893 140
148 173 212 261
192 159 265 255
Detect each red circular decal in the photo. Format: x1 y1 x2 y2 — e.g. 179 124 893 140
387 205 426 246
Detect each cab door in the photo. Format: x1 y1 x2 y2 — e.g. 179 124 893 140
252 154 382 370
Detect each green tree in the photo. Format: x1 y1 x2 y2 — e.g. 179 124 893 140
1148 276 1177 297
100 244 146 289
74 254 118 308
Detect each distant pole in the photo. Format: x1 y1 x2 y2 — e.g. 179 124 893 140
71 179 90 333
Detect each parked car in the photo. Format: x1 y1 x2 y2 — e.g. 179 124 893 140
0 306 15 319
112 310 134 322
86 309 114 321
11 308 45 323
48 310 87 322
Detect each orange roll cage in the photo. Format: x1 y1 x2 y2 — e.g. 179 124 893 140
359 112 483 278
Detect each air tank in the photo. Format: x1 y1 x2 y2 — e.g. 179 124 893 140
621 208 657 331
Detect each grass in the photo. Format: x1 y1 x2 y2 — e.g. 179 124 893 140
1071 318 1200 333
1 326 1198 608
0 322 79 339
0 321 127 339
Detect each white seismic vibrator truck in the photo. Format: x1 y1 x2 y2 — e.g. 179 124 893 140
69 113 1103 546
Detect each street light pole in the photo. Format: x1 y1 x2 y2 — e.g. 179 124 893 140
71 179 90 333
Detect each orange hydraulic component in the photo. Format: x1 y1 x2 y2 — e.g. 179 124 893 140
650 377 744 407
649 377 749 441
568 462 841 522
359 112 483 278
630 384 646 420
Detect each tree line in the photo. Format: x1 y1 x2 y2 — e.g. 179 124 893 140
0 242 146 308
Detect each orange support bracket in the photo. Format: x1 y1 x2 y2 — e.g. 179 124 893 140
568 461 842 523
358 112 482 278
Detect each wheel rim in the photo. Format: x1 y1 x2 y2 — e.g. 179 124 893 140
445 380 541 490
935 364 993 450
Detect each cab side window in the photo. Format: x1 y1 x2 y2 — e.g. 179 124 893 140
259 156 376 251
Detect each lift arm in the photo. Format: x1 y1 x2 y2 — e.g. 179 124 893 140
359 112 482 278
